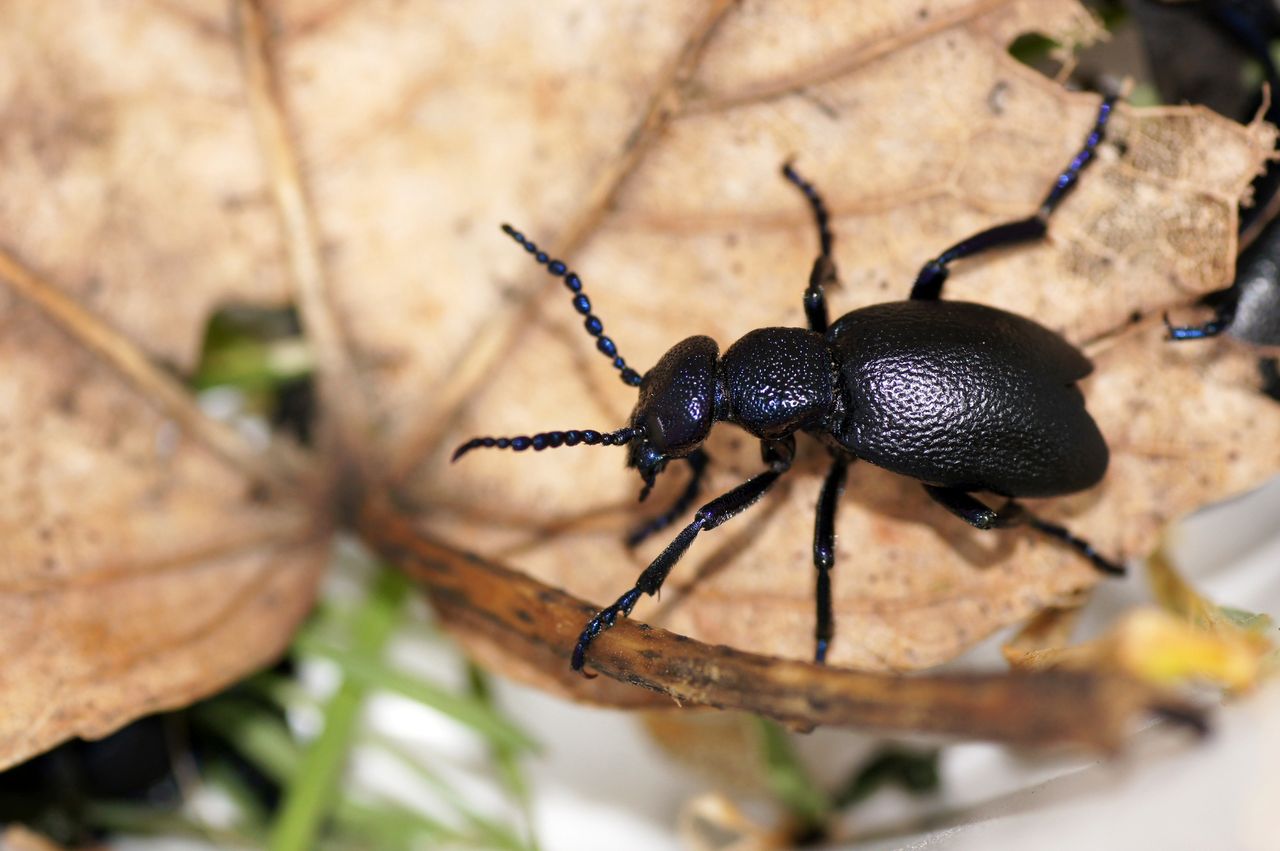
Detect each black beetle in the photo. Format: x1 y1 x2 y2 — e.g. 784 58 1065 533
455 96 1121 671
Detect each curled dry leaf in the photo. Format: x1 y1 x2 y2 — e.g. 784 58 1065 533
1002 603 1086 659
0 0 1275 770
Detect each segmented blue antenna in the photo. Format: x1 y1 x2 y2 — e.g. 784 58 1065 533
452 426 636 462
501 224 643 388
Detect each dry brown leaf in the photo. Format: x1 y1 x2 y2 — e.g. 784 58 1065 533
0 2 329 767
0 0 1276 769
410 2 1277 672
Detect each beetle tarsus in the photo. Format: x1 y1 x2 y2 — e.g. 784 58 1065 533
924 486 1124 576
1163 309 1231 340
1026 516 1127 576
783 163 838 332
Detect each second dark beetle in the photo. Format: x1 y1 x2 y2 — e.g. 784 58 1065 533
456 96 1120 670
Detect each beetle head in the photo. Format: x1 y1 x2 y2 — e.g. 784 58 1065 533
627 335 721 499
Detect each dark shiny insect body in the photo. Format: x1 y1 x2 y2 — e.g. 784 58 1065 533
455 96 1121 671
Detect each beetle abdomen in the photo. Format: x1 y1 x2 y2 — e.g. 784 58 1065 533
827 301 1107 497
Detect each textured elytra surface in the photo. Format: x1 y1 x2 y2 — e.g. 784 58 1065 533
0 0 1277 770
827 302 1106 497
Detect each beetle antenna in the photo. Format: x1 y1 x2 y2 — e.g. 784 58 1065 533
452 426 637 462
501 224 643 388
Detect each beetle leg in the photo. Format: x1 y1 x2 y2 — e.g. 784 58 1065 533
626 449 711 547
910 95 1116 301
1024 514 1126 577
812 454 851 664
922 485 1125 576
782 163 836 333
922 484 1019 529
1163 301 1236 340
573 438 794 673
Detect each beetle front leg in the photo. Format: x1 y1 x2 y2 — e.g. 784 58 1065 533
573 439 794 673
922 485 1125 576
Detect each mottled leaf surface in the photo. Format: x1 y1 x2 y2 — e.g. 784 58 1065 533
0 2 325 767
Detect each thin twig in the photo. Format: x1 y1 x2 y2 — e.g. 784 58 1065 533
360 497 1203 752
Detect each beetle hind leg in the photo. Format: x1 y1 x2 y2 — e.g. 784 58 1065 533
909 95 1116 301
922 485 1125 576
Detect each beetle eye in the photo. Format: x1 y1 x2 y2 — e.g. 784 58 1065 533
643 411 671 452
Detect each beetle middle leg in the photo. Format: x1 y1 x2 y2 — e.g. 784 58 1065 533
910 95 1116 301
573 437 795 672
782 163 838 333
922 484 1125 576
812 452 852 663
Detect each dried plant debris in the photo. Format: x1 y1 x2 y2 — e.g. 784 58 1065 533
1006 543 1276 693
1007 608 1272 692
379 516 1204 752
0 0 1276 769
